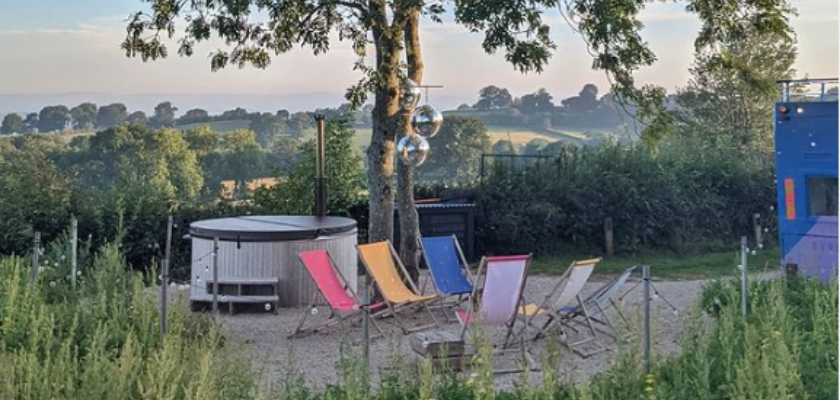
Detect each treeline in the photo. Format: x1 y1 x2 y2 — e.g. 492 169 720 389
0 101 374 148
450 83 636 131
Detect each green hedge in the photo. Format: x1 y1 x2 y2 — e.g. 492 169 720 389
472 139 776 256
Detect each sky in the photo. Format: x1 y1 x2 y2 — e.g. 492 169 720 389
0 0 836 114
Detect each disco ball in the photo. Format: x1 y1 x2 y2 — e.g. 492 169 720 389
411 104 443 138
400 78 422 111
397 134 430 167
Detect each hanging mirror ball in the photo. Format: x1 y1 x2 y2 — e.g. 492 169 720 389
411 104 443 138
400 78 422 111
397 134 430 167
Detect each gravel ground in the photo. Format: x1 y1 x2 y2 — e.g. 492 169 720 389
171 271 775 391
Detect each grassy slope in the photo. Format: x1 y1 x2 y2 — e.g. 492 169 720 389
529 246 781 279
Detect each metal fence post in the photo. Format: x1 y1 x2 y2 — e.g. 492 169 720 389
361 274 370 368
213 237 220 316
161 214 173 337
30 232 41 283
740 236 749 316
643 265 651 373
70 216 78 290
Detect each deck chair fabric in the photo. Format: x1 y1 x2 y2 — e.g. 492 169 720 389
289 249 384 338
558 265 636 334
357 241 438 333
517 258 603 357
420 236 473 296
457 254 536 373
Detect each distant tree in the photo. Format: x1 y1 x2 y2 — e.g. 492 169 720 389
249 112 284 145
70 102 98 130
561 84 601 112
416 116 491 184
221 107 250 120
519 88 554 114
492 139 518 155
38 105 71 133
1 113 23 134
522 138 551 155
97 103 128 129
221 129 268 196
475 86 514 110
286 112 312 137
178 108 210 125
126 111 148 125
457 103 472 111
150 101 178 128
275 109 290 121
23 113 39 133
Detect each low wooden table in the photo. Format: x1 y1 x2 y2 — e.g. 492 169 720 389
410 331 473 370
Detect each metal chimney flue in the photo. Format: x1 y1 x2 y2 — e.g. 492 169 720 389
314 114 327 218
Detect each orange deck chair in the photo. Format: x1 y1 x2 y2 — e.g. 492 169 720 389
357 241 439 334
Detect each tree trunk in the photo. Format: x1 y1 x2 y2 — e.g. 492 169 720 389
397 9 424 282
366 14 404 246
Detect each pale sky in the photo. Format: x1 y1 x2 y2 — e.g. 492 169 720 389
0 0 836 113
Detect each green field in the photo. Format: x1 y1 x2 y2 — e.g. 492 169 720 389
529 246 780 279
176 119 251 132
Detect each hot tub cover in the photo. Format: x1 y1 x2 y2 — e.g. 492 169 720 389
189 215 357 242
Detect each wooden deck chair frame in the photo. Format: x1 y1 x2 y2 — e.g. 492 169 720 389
357 241 440 335
460 255 537 374
289 251 385 339
518 258 606 358
418 235 476 321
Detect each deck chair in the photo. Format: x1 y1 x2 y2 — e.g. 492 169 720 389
419 235 475 320
357 241 439 334
516 258 604 357
560 265 636 336
457 254 535 373
289 249 385 339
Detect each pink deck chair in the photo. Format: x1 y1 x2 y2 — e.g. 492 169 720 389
456 254 536 373
289 249 384 339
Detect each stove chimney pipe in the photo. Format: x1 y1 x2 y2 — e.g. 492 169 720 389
314 114 327 218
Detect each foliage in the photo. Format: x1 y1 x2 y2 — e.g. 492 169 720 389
150 101 179 128
38 105 71 133
97 103 129 129
475 86 514 110
0 242 256 400
475 138 775 256
1 113 24 134
415 116 491 185
672 10 797 153
0 146 73 254
253 118 364 216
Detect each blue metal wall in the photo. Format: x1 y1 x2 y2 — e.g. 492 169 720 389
774 101 839 280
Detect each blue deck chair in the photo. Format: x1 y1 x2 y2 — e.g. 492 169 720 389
420 235 475 320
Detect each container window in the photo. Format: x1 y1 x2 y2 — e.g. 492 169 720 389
807 176 838 216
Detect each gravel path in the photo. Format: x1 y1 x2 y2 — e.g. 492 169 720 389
166 269 750 391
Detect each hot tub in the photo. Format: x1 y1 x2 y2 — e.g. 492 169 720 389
189 215 357 308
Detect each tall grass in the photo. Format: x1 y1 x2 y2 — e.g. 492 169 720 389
1 238 835 400
0 241 256 400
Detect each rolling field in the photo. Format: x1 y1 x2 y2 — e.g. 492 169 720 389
176 119 251 132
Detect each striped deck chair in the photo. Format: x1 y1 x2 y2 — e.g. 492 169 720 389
561 265 636 336
420 235 474 320
457 254 536 373
289 249 385 339
517 258 604 357
357 241 439 334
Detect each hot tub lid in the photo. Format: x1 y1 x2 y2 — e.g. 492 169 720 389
189 215 357 242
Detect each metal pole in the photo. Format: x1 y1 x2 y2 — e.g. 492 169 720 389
314 114 327 218
213 237 220 316
361 274 370 366
30 232 41 283
70 216 78 290
643 265 651 373
740 236 749 316
161 214 173 337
